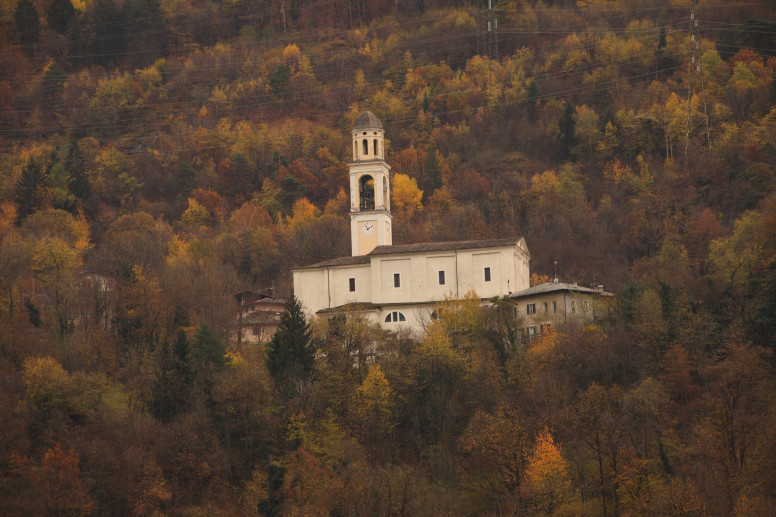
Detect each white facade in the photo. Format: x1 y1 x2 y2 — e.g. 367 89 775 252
292 111 531 333
293 238 530 332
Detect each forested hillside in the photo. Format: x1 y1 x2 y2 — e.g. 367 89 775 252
1 0 776 515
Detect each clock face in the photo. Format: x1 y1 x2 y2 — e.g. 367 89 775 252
360 221 375 236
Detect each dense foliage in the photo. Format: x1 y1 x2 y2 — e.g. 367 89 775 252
1 0 775 514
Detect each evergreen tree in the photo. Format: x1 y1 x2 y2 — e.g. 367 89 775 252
189 324 227 380
526 80 539 122
230 154 254 197
89 0 125 66
557 101 576 161
123 0 167 67
150 329 192 421
46 0 76 34
268 65 290 100
257 463 286 516
15 158 52 222
266 295 315 395
423 148 442 197
41 62 66 109
168 162 196 199
65 138 91 208
14 0 40 53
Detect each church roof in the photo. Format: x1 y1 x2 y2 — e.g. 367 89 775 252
352 111 383 130
509 282 614 298
295 255 371 270
293 237 526 270
369 237 526 256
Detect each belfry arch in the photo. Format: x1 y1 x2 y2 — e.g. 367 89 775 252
359 175 375 210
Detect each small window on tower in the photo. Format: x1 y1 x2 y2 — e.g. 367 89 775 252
363 139 368 155
373 139 378 155
349 278 355 292
394 273 400 288
438 271 446 285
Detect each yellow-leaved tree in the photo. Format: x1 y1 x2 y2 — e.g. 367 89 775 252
524 428 572 514
351 364 394 462
391 173 423 221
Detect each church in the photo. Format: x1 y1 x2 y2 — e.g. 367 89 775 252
292 111 532 331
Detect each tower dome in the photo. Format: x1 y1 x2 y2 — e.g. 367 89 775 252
352 110 383 131
351 111 385 162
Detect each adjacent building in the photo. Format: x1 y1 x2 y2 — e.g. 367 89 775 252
509 280 615 338
232 291 286 344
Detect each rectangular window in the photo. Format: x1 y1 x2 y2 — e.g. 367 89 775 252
484 267 491 282
438 270 446 285
527 303 536 315
552 301 557 313
349 278 356 292
527 326 537 337
543 302 548 313
393 273 400 288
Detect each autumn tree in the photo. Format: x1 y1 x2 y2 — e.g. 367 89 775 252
9 443 93 516
524 429 573 514
458 408 531 513
350 364 394 462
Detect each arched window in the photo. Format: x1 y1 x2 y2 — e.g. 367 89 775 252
384 311 406 323
373 139 378 155
362 139 368 156
353 141 357 160
359 175 375 210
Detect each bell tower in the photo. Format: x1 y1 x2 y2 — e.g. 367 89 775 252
349 111 392 256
